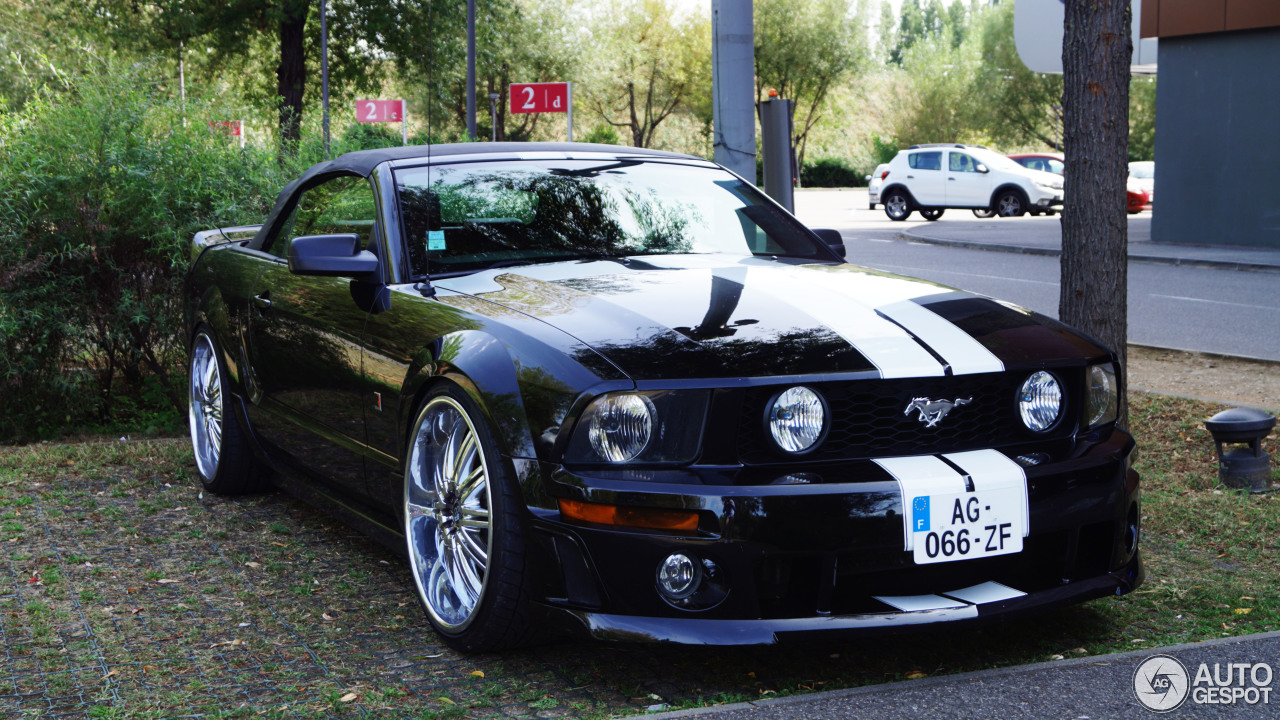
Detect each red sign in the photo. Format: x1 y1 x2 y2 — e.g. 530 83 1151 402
209 120 242 136
356 99 404 123
510 83 569 114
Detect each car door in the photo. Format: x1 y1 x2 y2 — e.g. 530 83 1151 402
904 150 945 205
244 175 380 498
945 151 993 207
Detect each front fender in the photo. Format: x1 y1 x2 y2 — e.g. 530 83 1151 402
399 328 628 464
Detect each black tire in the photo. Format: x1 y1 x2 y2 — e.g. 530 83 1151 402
403 382 535 651
920 208 945 221
972 208 996 218
188 328 268 494
883 190 912 221
995 190 1027 217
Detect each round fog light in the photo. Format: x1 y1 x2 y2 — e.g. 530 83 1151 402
656 553 702 601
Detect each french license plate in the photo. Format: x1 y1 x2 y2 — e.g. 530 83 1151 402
910 490 1024 564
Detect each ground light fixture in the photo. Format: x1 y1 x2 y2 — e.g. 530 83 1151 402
1204 407 1276 493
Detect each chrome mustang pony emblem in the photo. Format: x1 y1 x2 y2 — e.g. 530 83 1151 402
904 397 973 428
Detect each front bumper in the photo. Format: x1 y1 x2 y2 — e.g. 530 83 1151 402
528 426 1140 644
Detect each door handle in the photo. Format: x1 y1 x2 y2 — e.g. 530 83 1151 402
948 177 957 181
906 174 915 179
252 292 272 310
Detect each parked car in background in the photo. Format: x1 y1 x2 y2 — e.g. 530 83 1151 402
866 163 889 210
1008 153 1064 216
184 142 1139 650
1129 161 1154 210
880 144 1064 221
1011 153 1150 215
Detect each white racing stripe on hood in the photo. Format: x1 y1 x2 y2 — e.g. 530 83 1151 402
770 265 1002 377
753 266 946 378
877 299 1004 375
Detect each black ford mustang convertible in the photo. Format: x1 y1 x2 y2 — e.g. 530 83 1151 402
184 143 1142 650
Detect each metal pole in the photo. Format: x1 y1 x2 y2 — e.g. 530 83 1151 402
178 40 185 106
711 0 756 182
489 93 499 141
760 96 794 212
466 0 477 140
566 82 573 142
321 0 330 157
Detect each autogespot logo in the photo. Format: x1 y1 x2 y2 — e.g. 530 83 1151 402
1133 655 1190 712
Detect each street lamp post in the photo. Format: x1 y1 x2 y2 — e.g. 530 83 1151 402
489 93 499 142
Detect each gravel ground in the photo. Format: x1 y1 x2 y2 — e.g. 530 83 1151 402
1129 345 1280 411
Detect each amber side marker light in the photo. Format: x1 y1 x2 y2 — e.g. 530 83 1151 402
558 499 699 532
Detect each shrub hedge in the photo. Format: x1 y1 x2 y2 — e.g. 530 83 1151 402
0 60 300 440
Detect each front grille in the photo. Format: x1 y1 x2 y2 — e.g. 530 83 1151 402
737 373 1072 464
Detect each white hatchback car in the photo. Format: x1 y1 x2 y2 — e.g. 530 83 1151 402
866 163 890 210
880 144 1064 221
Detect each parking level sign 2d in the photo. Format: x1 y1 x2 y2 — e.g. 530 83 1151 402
510 83 569 114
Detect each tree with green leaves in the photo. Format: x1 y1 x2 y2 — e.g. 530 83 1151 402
1129 76 1156 161
876 0 897 64
583 0 709 148
755 0 870 172
970 1 1062 148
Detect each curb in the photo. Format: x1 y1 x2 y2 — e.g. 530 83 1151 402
643 630 1280 719
895 233 1280 274
1130 342 1280 367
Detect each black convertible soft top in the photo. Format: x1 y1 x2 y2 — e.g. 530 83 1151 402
249 142 704 250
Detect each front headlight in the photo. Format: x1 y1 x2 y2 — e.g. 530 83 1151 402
767 386 827 454
1018 371 1063 432
1087 363 1118 427
563 390 709 465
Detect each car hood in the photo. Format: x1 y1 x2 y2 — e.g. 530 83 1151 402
433 254 1107 381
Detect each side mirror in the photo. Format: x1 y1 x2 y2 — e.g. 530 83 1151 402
975 163 990 174
810 227 847 260
288 234 379 278
864 174 872 181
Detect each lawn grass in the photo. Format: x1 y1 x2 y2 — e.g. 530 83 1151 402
0 392 1276 718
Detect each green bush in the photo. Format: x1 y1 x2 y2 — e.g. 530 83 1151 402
0 59 293 440
581 124 621 146
801 157 862 188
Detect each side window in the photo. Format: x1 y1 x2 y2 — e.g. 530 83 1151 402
949 152 977 173
268 176 377 258
908 151 942 171
1047 159 1064 175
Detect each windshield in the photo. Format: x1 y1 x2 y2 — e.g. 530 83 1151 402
395 159 826 277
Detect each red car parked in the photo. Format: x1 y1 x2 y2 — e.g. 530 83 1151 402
1008 153 1149 214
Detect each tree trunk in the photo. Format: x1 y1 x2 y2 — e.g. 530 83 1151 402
277 0 310 154
1060 0 1132 426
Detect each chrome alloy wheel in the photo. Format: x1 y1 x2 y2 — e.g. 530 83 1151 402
405 396 493 631
188 334 223 480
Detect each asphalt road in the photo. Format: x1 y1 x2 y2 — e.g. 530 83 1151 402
794 193 1280 362
649 631 1280 720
